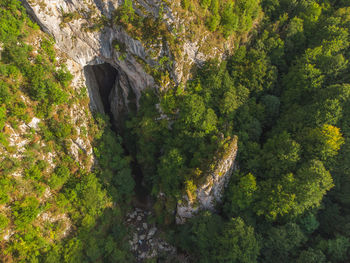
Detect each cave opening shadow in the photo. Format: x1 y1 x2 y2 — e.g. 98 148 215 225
85 63 118 124
84 63 151 208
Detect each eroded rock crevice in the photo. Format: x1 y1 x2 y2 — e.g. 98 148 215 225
84 62 134 129
91 64 117 112
84 62 150 206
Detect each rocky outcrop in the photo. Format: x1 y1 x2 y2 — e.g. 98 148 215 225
176 136 238 224
126 208 176 261
21 0 231 125
21 0 154 124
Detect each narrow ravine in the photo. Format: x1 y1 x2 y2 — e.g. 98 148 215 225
85 62 152 207
84 62 176 261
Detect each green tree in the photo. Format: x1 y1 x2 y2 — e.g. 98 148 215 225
200 0 211 9
12 196 40 230
285 17 306 60
48 165 70 190
296 248 326 263
260 95 280 127
157 148 185 197
176 211 222 262
206 14 221 32
255 174 297 220
293 160 334 215
326 235 350 262
0 106 6 130
178 94 206 130
214 217 260 263
304 124 345 161
221 2 239 38
261 223 306 262
224 173 257 216
260 131 301 177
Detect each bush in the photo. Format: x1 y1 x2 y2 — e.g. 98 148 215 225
0 214 9 231
0 177 11 204
206 14 220 32
0 106 6 130
55 66 73 88
181 0 190 9
0 81 11 104
48 166 70 190
50 119 73 140
25 160 47 181
12 196 40 230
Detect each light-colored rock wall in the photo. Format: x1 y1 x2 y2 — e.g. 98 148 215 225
22 0 154 119
21 0 225 116
176 136 238 224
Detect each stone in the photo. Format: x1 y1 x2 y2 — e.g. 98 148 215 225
148 227 157 237
137 215 142 221
130 211 137 219
139 235 146 240
176 136 238 224
28 117 41 129
142 223 148 230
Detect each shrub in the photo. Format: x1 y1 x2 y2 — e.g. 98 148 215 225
0 214 9 231
0 81 11 104
0 106 6 130
55 66 73 88
181 0 190 9
12 196 40 230
48 166 70 190
25 160 47 181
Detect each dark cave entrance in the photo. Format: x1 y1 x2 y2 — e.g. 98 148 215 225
84 63 150 208
85 63 119 125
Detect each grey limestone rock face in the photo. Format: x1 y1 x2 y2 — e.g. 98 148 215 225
21 0 223 122
22 0 154 124
176 137 238 224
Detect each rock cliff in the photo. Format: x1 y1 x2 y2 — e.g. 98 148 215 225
22 0 154 125
21 0 232 126
176 137 238 224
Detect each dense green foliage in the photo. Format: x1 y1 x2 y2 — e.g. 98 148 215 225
176 211 260 262
182 0 261 38
2 0 350 262
126 0 350 261
0 1 134 262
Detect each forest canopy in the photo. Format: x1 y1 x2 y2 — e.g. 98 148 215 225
126 0 350 261
1 0 350 262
